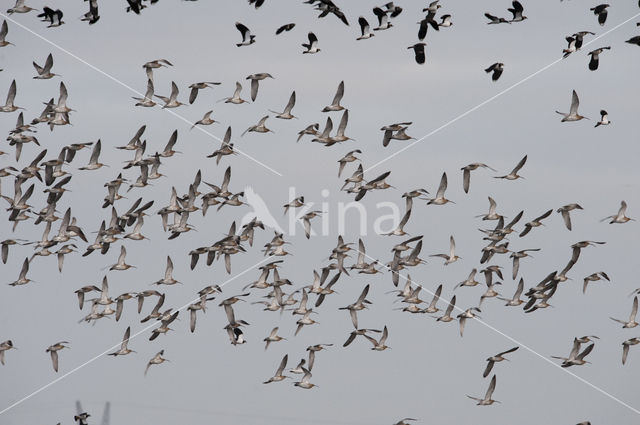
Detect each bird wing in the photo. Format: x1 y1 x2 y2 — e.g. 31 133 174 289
514 279 524 299
43 53 54 73
0 20 8 41
235 22 250 40
122 326 131 350
349 309 358 329
619 200 628 216
569 90 580 115
144 79 154 99
379 325 388 345
488 197 497 214
357 238 366 263
511 155 527 174
577 343 594 360
445 295 456 316
498 346 519 356
164 130 178 152
19 257 29 280
358 16 370 35
343 332 357 347
117 244 126 264
535 209 553 221
276 354 288 375
164 256 173 280
50 349 59 372
436 172 448 198
6 80 16 105
483 359 495 378
331 81 344 105
89 139 102 164
357 284 370 304
284 91 296 113
622 343 630 365
485 375 497 399
337 110 349 135
462 169 470 193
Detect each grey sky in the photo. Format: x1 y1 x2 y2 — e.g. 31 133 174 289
1 1 640 424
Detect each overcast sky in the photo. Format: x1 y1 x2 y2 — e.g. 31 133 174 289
1 1 640 424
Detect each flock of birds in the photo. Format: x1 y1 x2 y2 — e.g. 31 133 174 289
1 1 639 424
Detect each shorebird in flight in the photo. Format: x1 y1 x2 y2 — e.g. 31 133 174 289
364 325 390 351
467 375 499 405
557 203 583 231
108 327 135 356
483 346 519 377
461 163 495 193
264 354 289 384
556 90 588 122
426 172 453 205
270 91 296 119
46 341 70 372
611 297 639 328
32 53 59 79
430 236 460 265
145 350 168 376
1 80 23 112
494 155 527 180
519 209 552 237
293 367 317 389
246 73 274 102
322 81 345 112
0 20 12 47
188 81 220 104
601 201 634 224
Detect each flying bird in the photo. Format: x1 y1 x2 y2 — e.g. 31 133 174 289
246 73 274 102
276 23 295 35
461 163 496 193
594 109 610 127
601 200 634 223
37 7 64 27
485 63 504 81
408 43 427 64
235 22 256 46
467 374 500 405
494 155 527 180
588 46 610 70
357 17 374 40
508 1 527 22
590 4 609 26
188 82 220 104
557 203 583 231
556 90 588 122
302 32 320 54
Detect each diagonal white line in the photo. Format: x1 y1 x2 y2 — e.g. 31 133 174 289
355 248 640 415
0 256 275 416
364 12 640 174
0 13 284 178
